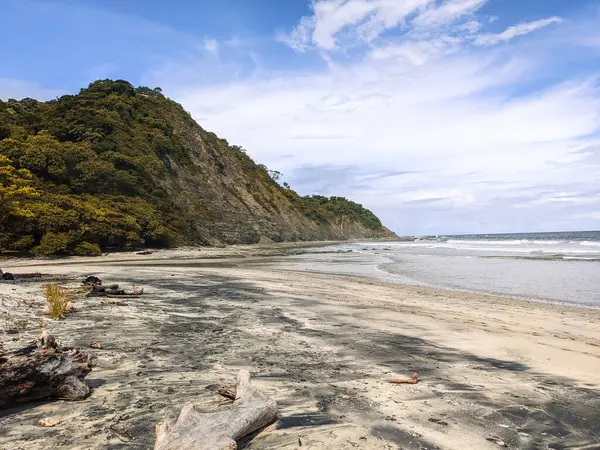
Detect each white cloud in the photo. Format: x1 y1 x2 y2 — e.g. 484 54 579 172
283 0 434 51
458 20 482 34
278 16 315 51
174 61 599 173
281 0 492 53
204 37 219 55
412 0 486 28
370 35 462 63
474 17 563 46
281 0 566 62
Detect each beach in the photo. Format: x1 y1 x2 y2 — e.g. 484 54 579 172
1 246 599 449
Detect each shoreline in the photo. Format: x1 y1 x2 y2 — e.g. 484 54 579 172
4 243 597 311
1 250 600 449
370 264 600 312
285 264 600 312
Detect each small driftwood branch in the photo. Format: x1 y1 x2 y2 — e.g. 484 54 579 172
389 372 419 384
0 332 97 409
155 370 277 450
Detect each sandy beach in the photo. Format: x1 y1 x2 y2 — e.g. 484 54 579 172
1 246 599 449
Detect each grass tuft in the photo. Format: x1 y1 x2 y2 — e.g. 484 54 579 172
45 283 73 320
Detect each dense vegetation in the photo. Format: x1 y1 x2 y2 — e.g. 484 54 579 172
304 196 382 228
284 193 382 229
0 79 391 255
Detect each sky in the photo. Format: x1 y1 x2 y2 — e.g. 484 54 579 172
1 0 600 235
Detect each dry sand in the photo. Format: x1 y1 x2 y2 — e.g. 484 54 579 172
1 247 599 449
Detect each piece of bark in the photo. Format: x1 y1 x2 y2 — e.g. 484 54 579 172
217 384 236 400
155 370 277 450
389 372 419 384
0 332 97 409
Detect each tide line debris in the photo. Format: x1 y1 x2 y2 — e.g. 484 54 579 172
0 332 97 409
84 276 144 298
83 276 102 286
389 372 419 384
0 269 14 280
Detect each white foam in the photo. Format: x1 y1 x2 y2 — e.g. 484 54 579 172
447 239 523 245
580 241 600 247
447 239 565 246
563 256 599 261
352 238 600 256
451 246 600 255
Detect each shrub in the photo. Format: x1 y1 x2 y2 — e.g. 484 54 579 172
32 232 69 256
44 283 72 320
73 242 102 256
10 235 35 250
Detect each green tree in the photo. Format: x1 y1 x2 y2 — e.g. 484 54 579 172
267 169 282 182
0 155 39 251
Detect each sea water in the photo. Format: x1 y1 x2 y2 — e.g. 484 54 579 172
287 231 600 307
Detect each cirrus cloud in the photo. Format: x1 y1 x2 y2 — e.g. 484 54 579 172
474 17 563 46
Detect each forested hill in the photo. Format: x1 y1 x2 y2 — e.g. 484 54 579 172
0 79 396 255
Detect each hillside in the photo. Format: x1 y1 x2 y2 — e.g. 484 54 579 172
0 79 396 255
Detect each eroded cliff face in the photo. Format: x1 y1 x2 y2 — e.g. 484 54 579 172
162 115 396 244
0 80 397 252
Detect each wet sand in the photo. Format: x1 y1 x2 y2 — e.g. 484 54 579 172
1 248 599 449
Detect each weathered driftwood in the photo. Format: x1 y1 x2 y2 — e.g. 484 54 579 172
0 332 97 409
0 269 15 280
88 284 144 298
83 275 102 286
155 370 277 450
389 372 419 384
14 272 43 279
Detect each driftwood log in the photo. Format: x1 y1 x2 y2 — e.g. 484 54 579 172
88 284 143 298
155 370 277 450
0 332 97 409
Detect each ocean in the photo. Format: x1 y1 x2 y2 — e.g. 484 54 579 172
285 231 600 307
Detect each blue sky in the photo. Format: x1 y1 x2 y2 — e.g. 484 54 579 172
1 0 600 235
